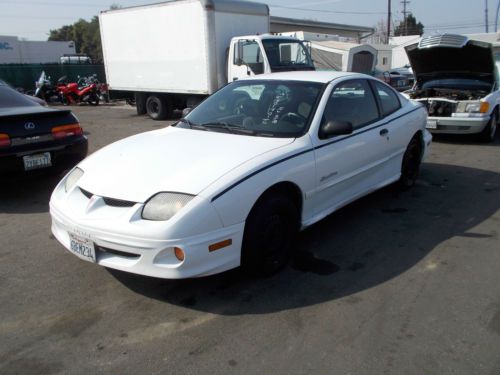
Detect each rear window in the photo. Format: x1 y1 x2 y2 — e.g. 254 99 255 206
0 85 39 108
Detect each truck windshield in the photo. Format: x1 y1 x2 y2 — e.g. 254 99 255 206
262 39 314 72
181 80 323 138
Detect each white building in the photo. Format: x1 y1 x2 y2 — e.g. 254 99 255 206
0 35 76 64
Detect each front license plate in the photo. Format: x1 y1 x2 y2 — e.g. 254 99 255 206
23 152 52 171
69 232 96 263
426 120 437 129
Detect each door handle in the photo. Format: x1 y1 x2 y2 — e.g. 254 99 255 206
380 128 389 136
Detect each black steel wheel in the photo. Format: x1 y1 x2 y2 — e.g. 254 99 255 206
399 136 422 190
241 193 299 276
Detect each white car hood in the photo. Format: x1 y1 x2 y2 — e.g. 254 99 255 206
77 126 294 202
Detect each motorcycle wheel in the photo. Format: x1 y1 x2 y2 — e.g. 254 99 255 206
88 93 100 106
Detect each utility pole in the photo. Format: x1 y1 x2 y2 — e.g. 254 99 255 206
401 0 411 35
486 0 489 33
387 0 391 44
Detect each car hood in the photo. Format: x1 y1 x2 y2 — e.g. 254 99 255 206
406 36 495 84
77 126 294 203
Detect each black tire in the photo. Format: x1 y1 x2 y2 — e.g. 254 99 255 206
88 92 99 106
479 110 497 142
241 193 299 276
146 95 172 121
399 136 422 190
135 92 147 115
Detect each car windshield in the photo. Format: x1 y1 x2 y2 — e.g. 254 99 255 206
262 39 314 71
422 78 492 92
182 80 323 138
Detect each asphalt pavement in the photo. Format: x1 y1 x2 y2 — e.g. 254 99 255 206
1 104 499 375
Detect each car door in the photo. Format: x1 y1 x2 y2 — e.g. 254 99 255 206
310 78 390 220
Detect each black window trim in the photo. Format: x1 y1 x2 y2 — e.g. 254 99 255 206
368 79 402 118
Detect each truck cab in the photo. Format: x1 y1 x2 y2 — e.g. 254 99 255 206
228 35 315 82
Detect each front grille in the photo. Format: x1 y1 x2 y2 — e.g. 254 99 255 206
102 197 136 207
419 34 468 49
79 187 136 207
80 188 93 199
419 99 457 117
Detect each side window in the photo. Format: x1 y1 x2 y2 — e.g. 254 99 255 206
321 79 379 132
234 40 264 74
373 81 401 116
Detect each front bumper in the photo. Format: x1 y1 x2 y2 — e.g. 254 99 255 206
425 115 490 134
50 203 244 279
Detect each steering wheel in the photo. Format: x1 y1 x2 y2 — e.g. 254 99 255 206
278 112 306 126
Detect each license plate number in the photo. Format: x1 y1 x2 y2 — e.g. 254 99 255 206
23 152 51 171
69 232 96 263
426 120 437 129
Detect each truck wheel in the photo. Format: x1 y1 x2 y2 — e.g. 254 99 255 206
135 92 147 115
480 110 497 142
146 95 172 120
241 193 299 276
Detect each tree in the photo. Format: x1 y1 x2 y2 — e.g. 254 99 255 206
394 14 424 36
47 5 121 63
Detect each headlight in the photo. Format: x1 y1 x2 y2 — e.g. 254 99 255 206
64 167 84 192
456 101 489 113
142 192 195 221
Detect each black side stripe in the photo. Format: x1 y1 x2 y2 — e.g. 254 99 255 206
210 106 422 202
211 148 313 202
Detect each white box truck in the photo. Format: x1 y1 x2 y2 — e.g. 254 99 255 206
99 0 315 119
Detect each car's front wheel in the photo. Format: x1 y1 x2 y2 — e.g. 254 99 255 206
241 193 299 276
399 136 422 190
480 110 497 142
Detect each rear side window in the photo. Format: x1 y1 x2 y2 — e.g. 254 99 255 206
372 81 401 116
0 85 39 108
322 79 379 130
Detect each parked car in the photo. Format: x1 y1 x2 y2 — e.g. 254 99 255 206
406 33 499 142
0 81 88 178
50 71 431 279
374 68 412 92
0 78 47 106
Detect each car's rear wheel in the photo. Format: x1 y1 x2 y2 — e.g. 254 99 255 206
399 136 422 190
480 110 497 142
241 193 299 276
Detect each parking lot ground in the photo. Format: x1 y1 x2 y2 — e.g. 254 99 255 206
1 104 500 375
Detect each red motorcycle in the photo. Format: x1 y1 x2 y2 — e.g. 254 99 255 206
57 76 100 106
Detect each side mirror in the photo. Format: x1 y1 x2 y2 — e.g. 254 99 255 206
321 120 353 138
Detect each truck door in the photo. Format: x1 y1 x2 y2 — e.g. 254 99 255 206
228 39 266 82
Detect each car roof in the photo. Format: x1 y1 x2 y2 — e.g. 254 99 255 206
238 71 369 84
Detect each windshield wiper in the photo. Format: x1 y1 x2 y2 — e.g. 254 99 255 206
199 122 256 135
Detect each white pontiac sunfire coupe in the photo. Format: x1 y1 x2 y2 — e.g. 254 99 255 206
50 71 432 278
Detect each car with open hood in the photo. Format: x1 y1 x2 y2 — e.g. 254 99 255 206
50 71 431 279
406 33 499 142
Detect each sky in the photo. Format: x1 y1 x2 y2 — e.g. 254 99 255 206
0 0 498 41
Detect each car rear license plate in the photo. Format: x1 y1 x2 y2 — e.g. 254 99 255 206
426 120 437 129
23 152 51 171
69 232 96 263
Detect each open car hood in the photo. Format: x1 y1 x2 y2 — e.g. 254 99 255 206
405 34 495 84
